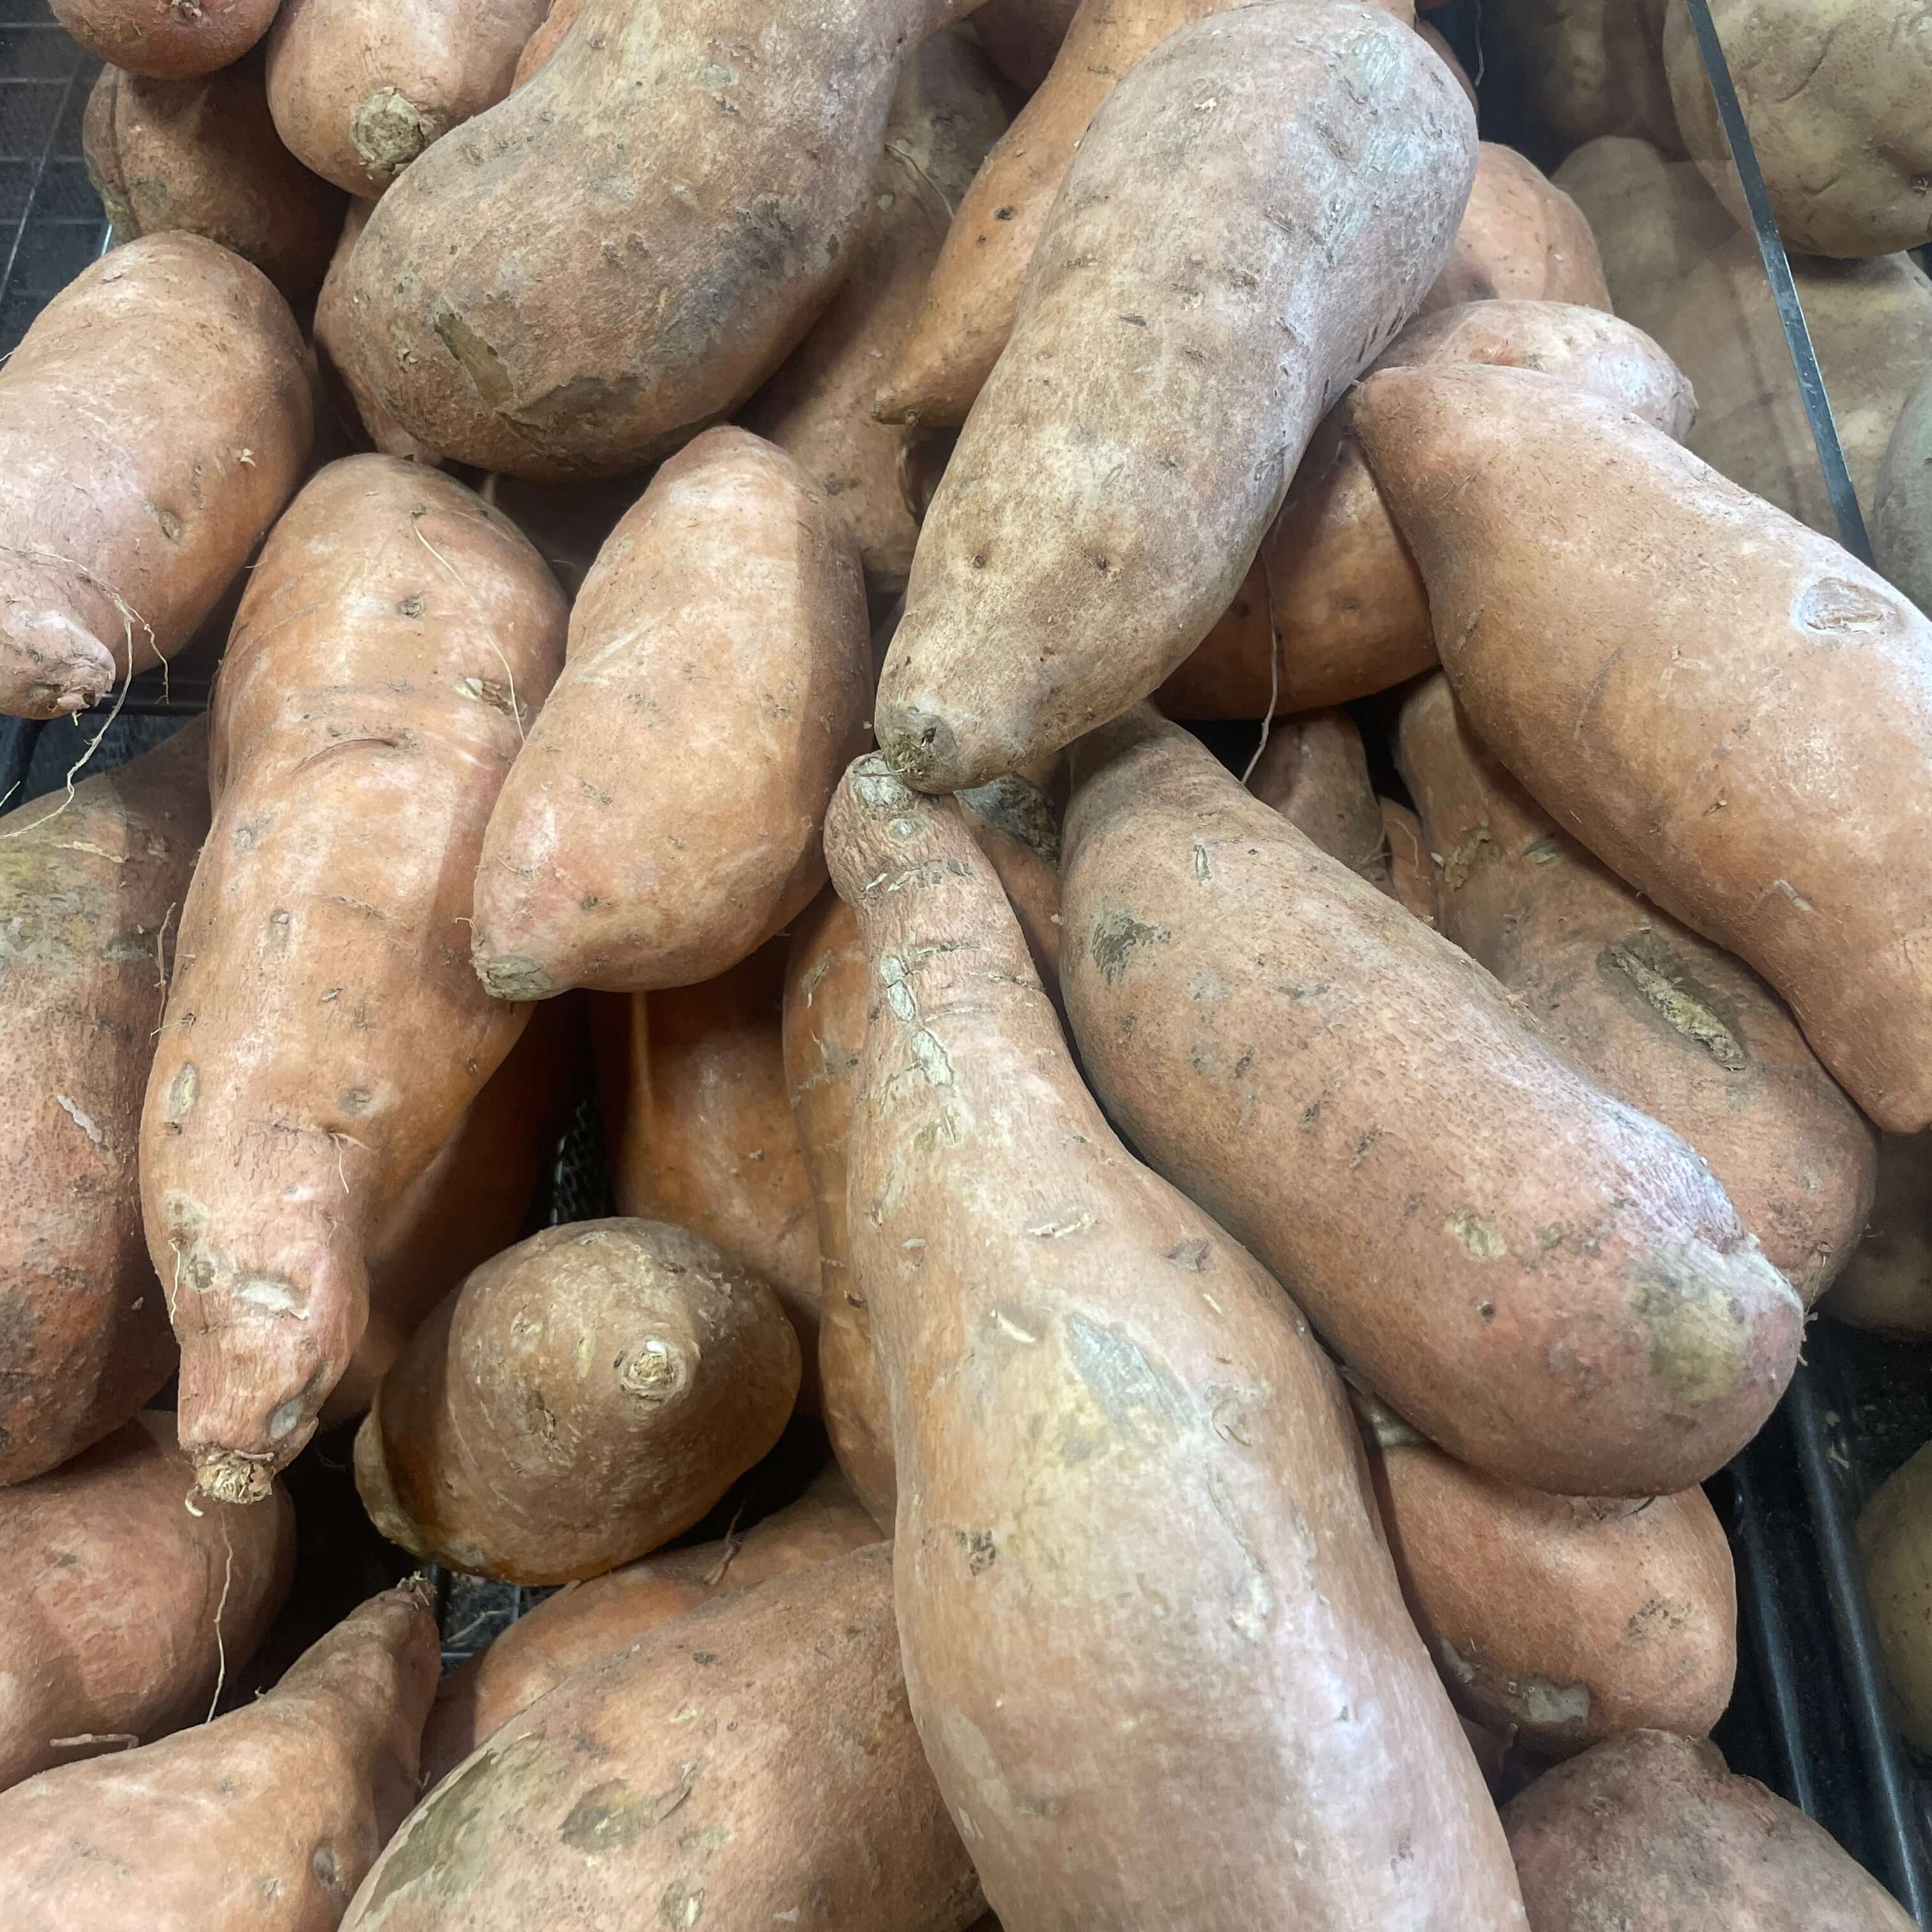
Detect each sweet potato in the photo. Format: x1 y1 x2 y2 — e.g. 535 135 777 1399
265 0 552 199
342 1548 983 1931
875 1 1474 792
970 0 1078 90
1248 709 1390 888
822 756 1527 1926
335 0 987 479
1862 1438 1932 1751
1822 1137 1932 1338
140 456 569 1499
52 0 280 77
1158 296 1695 719
1399 674 1874 1301
1358 1395 1735 1755
509 0 580 88
957 769 1067 1000
355 1218 801 1584
1664 0 1932 260
0 1580 440 1932
1381 799 1436 924
1875 369 1932 615
1416 20 1475 107
1482 0 1682 165
1061 708 1802 1496
597 943 822 1413
0 1413 295 1794
0 233 310 719
471 428 868 998
741 33 1008 600
1353 363 1932 1133
1503 1729 1915 1930
313 200 443 464
421 1466 880 1783
84 54 346 305
0 723 208 1485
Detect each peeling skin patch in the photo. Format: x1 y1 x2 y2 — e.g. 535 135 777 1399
1439 822 1492 893
1089 909 1170 986
558 1767 698 1852
1063 1314 1194 1447
1629 1253 1761 1404
1026 1209 1095 1239
54 1094 104 1147
957 773 1062 864
1446 1209 1507 1261
1439 1636 1592 1729
660 1878 705 1928
907 1029 953 1087
1604 939 1746 1070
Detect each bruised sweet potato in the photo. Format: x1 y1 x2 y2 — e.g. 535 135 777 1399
0 233 310 719
1381 799 1436 924
875 1 1475 792
1823 1137 1932 1338
1353 362 1932 1133
0 723 208 1485
822 755 1527 1926
141 456 569 1499
52 0 280 77
969 0 1078 91
597 944 822 1413
471 428 869 998
84 54 346 305
0 1413 294 1793
1862 1438 1932 1751
355 1218 801 1584
1503 1729 1915 1930
0 1579 440 1932
1061 708 1802 1496
342 1547 984 1930
1248 710 1390 887
421 1466 880 1782
1399 674 1874 1301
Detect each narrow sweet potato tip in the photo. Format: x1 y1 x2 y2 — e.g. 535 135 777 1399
875 702 967 794
194 1448 279 1505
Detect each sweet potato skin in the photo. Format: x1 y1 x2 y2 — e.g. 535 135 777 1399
1249 709 1391 887
1822 1136 1932 1338
343 1547 986 1932
1381 799 1436 924
141 456 569 1498
824 755 1527 1928
0 1413 295 1794
355 1218 801 1584
1862 1438 1932 1751
0 233 311 719
0 723 208 1484
471 427 869 997
52 0 280 78
510 0 581 87
1418 142 1612 317
1354 363 1932 1133
1874 367 1932 616
1061 710 1803 1497
0 1580 441 1932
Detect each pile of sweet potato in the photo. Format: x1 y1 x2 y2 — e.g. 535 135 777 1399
3 0 1929 1926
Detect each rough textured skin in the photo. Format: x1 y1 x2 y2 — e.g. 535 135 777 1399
1415 20 1473 107
84 55 346 305
1503 1730 1917 1931
1061 710 1803 1496
597 943 823 1413
472 429 870 997
354 1218 801 1584
140 456 569 1499
0 233 310 719
266 0 551 199
1823 1136 1932 1337
958 767 1066 1001
1664 0 1932 260
877 2 1475 792
51 0 280 78
1158 296 1695 720
0 724 208 1485
0 1580 441 1932
1399 675 1874 1303
972 0 1077 87
0 1413 294 1795
335 0 981 479
1382 799 1436 924
1248 709 1390 888
510 0 582 88
742 33 1008 597
1875 371 1932 615
824 755 1526 1930
1354 364 1932 1133
420 1467 881 1784
1358 1397 1735 1754
1483 0 1682 164
1416 143 1611 318
1862 1439 1932 1750
342 1548 985 1931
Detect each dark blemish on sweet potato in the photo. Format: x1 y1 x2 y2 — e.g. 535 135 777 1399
558 1768 698 1853
1089 910 1169 986
954 1528 997 1575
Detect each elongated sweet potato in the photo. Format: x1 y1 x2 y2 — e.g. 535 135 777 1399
84 54 346 305
471 428 868 998
1353 363 1932 1133
1249 710 1391 887
1061 709 1802 1496
1418 142 1612 317
1 723 208 1485
422 1466 880 1782
822 755 1527 1926
1503 1729 1915 1930
355 1218 801 1584
1399 674 1874 1301
1357 1396 1735 1754
0 1413 295 1793
0 1580 440 1932
597 944 822 1413
52 0 280 77
266 0 551 198
344 1547 983 1929
970 0 1078 90
1823 1137 1932 1337
141 456 569 1500
0 233 310 719
1877 370 1932 616
876 1 1474 792
1862 1438 1932 1751
1382 799 1436 924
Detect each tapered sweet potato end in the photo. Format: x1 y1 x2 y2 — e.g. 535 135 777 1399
0 602 121 719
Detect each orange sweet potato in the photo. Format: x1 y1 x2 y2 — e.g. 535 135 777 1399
822 754 1527 1926
1248 709 1390 888
510 0 581 87
1418 142 1612 318
1061 707 1803 1496
1823 1136 1932 1338
1381 798 1437 924
52 0 280 77
141 456 569 1499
